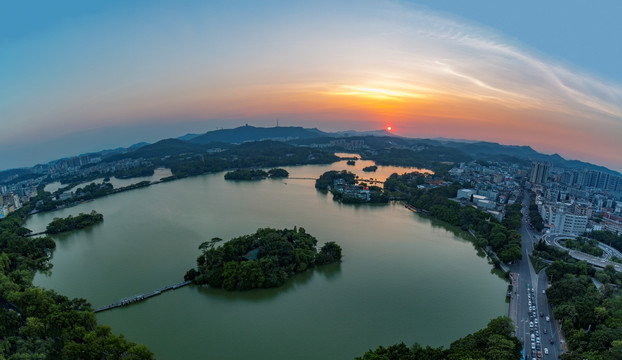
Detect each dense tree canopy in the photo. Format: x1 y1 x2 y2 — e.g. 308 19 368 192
356 316 521 360
189 228 342 290
224 169 268 180
267 168 289 178
315 170 356 190
46 211 104 234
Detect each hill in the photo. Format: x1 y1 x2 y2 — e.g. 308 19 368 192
189 125 327 144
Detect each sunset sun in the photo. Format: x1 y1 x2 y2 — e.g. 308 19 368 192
386 126 392 131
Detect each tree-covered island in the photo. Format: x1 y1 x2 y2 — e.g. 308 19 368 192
315 170 388 204
46 211 104 234
185 227 341 290
224 167 289 180
362 165 377 172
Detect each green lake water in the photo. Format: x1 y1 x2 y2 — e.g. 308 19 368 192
28 158 507 359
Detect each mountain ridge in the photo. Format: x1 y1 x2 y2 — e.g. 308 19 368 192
1 125 619 178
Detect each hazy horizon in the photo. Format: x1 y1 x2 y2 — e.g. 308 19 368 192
2 122 620 176
2 0 621 172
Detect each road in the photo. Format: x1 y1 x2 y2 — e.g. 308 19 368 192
508 191 563 359
542 234 622 272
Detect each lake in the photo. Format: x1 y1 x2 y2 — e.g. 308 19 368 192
28 158 507 359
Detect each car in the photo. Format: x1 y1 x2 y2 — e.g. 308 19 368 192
535 319 539 325
549 338 554 344
544 348 549 355
530 322 534 328
543 329 547 334
536 337 540 344
542 289 545 294
540 312 543 317
531 342 536 350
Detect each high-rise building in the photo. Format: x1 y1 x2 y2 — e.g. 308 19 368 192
530 162 549 184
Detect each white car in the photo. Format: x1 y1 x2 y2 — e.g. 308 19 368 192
530 322 534 328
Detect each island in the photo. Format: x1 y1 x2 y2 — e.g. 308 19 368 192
346 160 356 165
185 227 341 290
224 168 289 180
46 211 104 234
267 168 289 178
362 165 377 172
315 170 388 204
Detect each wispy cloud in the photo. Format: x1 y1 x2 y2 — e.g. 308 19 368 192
1 0 621 170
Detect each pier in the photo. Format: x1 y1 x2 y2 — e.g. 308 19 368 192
94 280 192 313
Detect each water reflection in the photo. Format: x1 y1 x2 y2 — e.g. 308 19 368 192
195 262 342 302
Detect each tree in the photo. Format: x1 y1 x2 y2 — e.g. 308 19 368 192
316 242 342 265
189 228 342 290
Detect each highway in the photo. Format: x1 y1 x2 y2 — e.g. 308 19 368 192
541 234 622 272
509 191 563 359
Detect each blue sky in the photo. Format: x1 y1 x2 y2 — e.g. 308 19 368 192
413 1 622 82
1 1 621 171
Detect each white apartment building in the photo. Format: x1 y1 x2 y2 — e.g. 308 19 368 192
541 203 588 235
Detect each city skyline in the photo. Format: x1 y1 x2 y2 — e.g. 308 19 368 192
2 0 622 172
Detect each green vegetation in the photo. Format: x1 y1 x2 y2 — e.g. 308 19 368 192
224 168 289 180
267 168 289 178
113 166 154 179
75 182 115 200
366 146 471 173
528 198 545 231
46 211 104 234
188 228 342 290
384 172 522 264
532 240 572 262
356 316 521 360
362 165 377 172
502 203 523 231
316 170 388 204
156 140 337 179
315 170 356 190
561 237 604 257
224 169 268 180
584 230 622 254
35 181 151 213
0 203 153 359
546 263 622 360
529 238 622 359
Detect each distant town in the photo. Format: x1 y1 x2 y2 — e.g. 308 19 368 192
2 126 621 241
452 161 622 236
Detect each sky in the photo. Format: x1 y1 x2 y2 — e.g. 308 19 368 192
1 0 622 172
